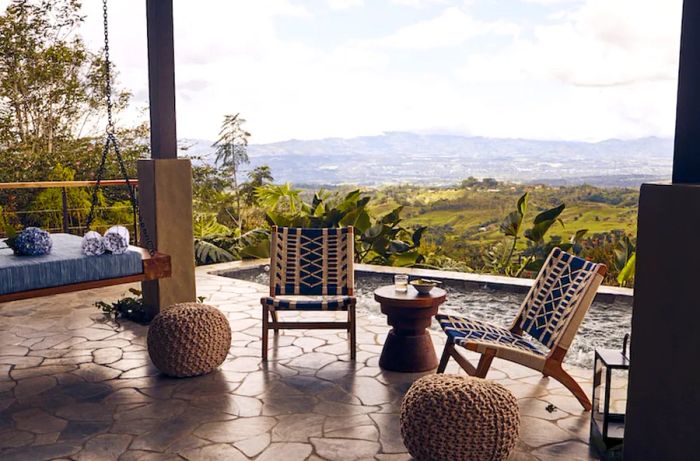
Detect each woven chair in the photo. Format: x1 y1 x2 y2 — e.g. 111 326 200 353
261 226 356 361
437 247 607 410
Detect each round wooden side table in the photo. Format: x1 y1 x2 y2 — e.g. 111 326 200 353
374 285 447 372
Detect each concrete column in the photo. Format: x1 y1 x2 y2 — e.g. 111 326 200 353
140 0 195 313
673 0 700 183
624 183 700 459
138 159 196 313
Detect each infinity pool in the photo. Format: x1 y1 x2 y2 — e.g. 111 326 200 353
221 266 632 368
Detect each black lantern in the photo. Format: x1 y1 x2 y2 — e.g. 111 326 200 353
591 334 630 460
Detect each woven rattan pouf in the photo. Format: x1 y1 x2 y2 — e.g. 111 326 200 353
400 374 520 461
147 303 231 378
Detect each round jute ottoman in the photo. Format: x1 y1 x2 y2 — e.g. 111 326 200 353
147 303 231 378
400 374 520 461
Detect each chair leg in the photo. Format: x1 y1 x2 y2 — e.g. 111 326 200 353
437 341 453 373
349 303 356 361
475 349 495 378
262 303 269 362
269 308 279 334
548 364 592 411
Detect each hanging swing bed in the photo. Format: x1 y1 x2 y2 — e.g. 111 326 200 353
0 0 171 304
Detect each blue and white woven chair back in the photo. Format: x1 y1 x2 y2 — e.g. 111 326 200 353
269 227 354 296
513 247 604 351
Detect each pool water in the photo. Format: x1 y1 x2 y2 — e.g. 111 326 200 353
223 268 632 369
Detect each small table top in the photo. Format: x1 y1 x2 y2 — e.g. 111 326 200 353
374 285 446 308
595 349 630 369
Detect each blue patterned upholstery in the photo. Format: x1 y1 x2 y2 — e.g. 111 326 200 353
262 296 353 311
436 247 605 410
438 247 602 358
516 247 599 348
437 314 545 355
262 227 357 362
0 234 142 295
270 227 352 296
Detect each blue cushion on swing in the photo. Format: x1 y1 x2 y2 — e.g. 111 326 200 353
0 233 143 296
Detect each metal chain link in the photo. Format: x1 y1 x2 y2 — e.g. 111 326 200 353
102 0 114 133
85 0 156 256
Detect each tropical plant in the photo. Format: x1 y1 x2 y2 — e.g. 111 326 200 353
240 188 426 267
614 235 636 287
487 192 586 277
193 214 237 265
254 183 302 214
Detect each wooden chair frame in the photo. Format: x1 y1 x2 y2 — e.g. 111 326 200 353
261 226 356 361
437 250 607 411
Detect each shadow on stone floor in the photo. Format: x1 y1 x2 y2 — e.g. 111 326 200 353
0 273 604 460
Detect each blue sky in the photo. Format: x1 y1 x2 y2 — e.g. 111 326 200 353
75 0 683 143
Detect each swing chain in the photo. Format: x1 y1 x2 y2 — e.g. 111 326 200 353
102 0 114 134
84 0 156 257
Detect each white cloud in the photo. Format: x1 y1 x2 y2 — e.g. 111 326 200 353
69 0 683 143
454 0 682 140
79 0 317 141
360 7 519 50
459 0 682 86
519 0 580 4
389 0 450 7
327 0 364 9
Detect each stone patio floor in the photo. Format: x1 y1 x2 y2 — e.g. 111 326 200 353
0 268 618 460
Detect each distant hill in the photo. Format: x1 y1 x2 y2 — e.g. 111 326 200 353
179 132 673 188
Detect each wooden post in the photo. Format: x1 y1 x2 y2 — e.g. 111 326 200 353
146 0 177 160
61 187 69 233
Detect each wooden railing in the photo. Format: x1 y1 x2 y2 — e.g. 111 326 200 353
0 180 139 236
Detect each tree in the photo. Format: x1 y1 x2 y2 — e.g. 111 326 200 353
212 113 251 232
0 1 130 157
0 0 140 222
240 165 273 206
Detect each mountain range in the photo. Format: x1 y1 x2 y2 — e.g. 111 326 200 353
180 132 673 188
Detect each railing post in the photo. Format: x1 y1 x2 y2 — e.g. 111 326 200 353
133 187 139 244
61 188 69 233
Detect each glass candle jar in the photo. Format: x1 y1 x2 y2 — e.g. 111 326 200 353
394 274 409 292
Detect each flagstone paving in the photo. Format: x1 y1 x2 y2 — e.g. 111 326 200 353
0 268 616 460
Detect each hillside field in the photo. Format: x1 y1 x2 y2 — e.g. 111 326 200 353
365 181 638 270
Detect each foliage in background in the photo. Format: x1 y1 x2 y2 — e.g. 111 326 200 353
240 166 273 206
580 231 636 286
193 214 237 265
371 182 638 286
613 235 636 287
0 0 135 178
212 113 251 233
0 0 148 232
190 161 274 265
255 183 302 214
485 192 588 277
237 188 426 267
